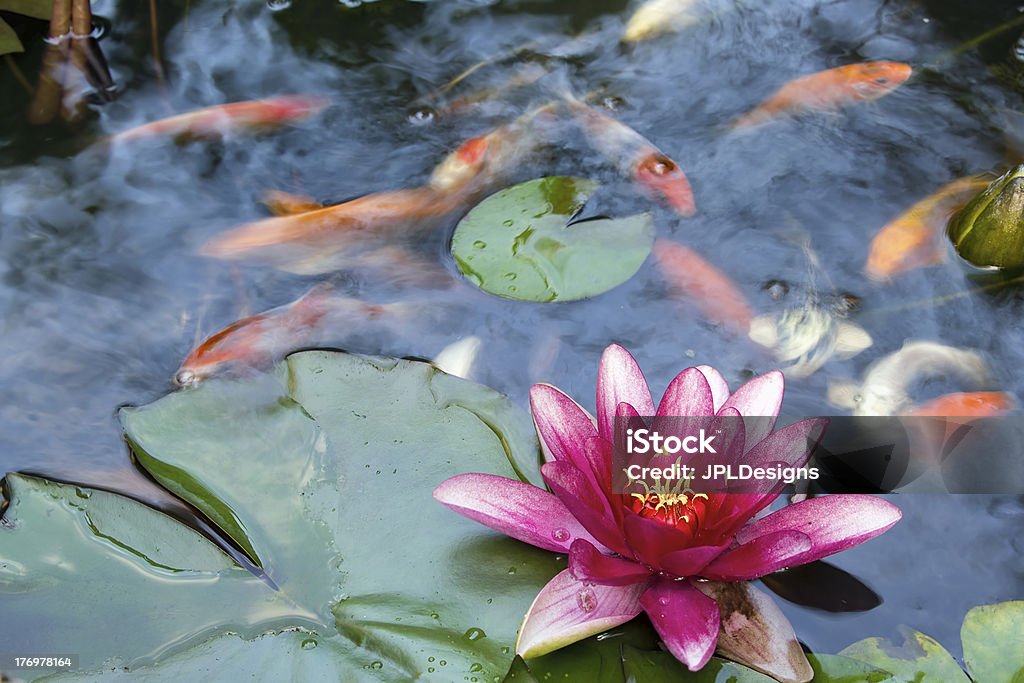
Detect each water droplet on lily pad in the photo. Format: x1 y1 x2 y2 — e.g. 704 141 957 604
464 627 486 641
300 638 317 650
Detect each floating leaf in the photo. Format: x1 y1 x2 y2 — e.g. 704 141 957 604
839 628 970 683
2 351 559 679
451 176 654 302
620 645 777 682
0 16 22 55
0 0 53 19
806 653 894 682
961 601 1024 683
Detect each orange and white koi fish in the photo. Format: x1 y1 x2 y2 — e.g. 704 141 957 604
174 284 399 386
110 95 329 142
732 62 912 128
902 391 1014 417
653 239 753 332
828 341 992 416
865 176 989 281
261 189 324 216
567 100 696 216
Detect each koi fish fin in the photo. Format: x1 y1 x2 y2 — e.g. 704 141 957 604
827 379 862 410
748 314 780 349
261 189 324 216
433 336 482 379
834 322 873 359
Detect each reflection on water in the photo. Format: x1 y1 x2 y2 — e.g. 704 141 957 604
1 0 1023 656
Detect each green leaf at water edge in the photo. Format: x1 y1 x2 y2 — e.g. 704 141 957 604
0 17 23 55
839 628 969 683
1 351 560 680
0 0 53 19
450 176 655 302
805 653 894 682
961 601 1024 683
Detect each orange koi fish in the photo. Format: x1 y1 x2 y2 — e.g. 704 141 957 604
865 177 989 281
653 239 753 332
110 95 329 142
733 62 912 128
201 113 542 274
200 187 461 275
567 100 696 216
174 284 396 385
902 391 1014 418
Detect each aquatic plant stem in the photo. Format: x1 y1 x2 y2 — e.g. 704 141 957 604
26 0 71 124
4 54 33 94
149 0 167 94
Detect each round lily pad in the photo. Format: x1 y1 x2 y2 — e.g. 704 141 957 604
451 176 655 302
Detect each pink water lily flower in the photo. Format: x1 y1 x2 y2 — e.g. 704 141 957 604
434 345 902 682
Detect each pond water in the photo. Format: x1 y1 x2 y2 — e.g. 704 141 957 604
1 0 1023 665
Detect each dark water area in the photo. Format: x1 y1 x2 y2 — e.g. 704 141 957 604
1 0 1023 662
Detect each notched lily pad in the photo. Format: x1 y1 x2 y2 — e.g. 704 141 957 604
451 176 654 302
839 628 970 682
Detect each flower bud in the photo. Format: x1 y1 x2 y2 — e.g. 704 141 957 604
948 165 1024 269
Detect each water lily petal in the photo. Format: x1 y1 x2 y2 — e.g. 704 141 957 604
659 542 731 577
696 581 813 683
640 579 720 671
701 530 812 581
735 495 902 565
744 418 828 472
433 473 604 553
597 344 655 442
721 370 784 446
531 383 602 488
516 569 646 659
622 512 695 570
656 368 715 417
697 365 731 413
699 493 779 540
542 462 632 556
569 538 652 586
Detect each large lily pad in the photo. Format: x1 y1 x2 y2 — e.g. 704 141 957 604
961 601 1024 683
1 351 558 680
450 176 654 302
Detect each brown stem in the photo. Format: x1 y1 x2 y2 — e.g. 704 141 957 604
27 0 73 124
149 0 167 91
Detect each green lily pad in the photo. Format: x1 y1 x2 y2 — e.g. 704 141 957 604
1 351 559 680
620 646 777 682
948 165 1024 270
451 176 654 302
806 653 894 682
0 0 53 19
839 628 970 683
961 601 1024 683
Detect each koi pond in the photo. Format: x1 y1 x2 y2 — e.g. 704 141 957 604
1 0 1023 681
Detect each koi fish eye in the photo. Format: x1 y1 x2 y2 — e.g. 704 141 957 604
642 156 677 177
874 77 890 85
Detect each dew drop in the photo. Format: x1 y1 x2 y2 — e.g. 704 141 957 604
428 667 435 673
576 587 597 612
473 240 487 249
369 660 383 670
430 612 440 620
551 528 570 542
504 272 517 281
440 660 447 666
464 627 486 641
658 596 669 606
300 638 317 650
507 567 517 575
428 657 435 662
469 662 484 672
502 219 515 227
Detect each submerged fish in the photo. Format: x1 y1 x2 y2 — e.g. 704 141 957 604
200 187 460 275
749 304 872 378
653 239 753 331
109 95 329 143
732 62 912 129
174 284 399 385
261 189 324 216
828 341 992 416
902 391 1013 417
865 177 990 281
566 99 696 216
622 0 701 43
201 111 545 275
